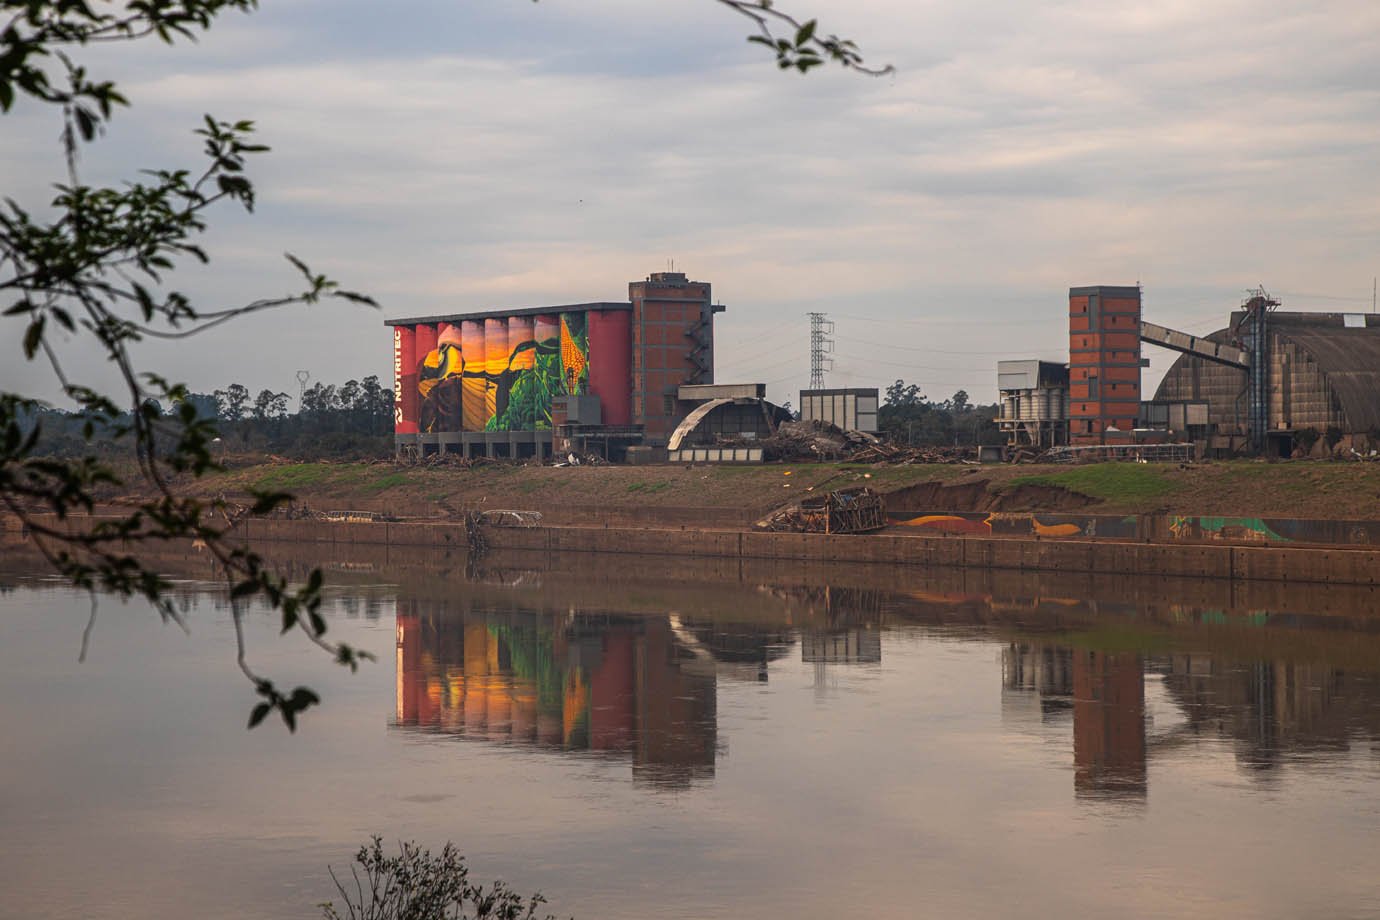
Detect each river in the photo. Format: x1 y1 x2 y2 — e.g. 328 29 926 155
2 545 1379 919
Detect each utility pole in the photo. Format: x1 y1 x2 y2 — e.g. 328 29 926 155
808 312 834 390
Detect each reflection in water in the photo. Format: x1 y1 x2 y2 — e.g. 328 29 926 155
397 577 1380 807
1004 640 1380 802
1162 656 1379 774
392 599 873 788
5 543 1380 919
395 601 721 789
1072 650 1147 800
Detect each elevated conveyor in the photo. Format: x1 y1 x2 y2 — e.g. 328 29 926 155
1139 321 1249 368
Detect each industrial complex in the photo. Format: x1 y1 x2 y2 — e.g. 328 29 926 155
999 285 1380 459
389 271 1380 463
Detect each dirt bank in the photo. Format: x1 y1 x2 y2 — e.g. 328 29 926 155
883 479 1099 512
126 456 1380 523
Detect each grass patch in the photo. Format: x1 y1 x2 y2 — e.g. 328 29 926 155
626 480 672 494
360 472 408 493
1007 463 1177 503
252 463 335 491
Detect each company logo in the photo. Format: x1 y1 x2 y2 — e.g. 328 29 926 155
393 329 404 425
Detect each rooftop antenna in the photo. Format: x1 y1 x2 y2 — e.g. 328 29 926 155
808 312 834 389
296 369 310 408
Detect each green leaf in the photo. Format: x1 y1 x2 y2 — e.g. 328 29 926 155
248 702 272 729
795 19 817 46
23 316 45 359
230 578 259 599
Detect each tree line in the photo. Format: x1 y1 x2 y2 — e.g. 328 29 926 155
878 379 1004 447
20 375 395 460
208 376 394 455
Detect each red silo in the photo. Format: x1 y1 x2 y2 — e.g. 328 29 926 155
588 309 632 425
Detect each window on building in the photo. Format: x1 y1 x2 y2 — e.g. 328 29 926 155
663 395 676 415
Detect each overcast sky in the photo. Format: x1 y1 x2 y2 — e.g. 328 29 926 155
5 0 1379 408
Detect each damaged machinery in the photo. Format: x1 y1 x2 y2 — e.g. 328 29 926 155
754 486 887 534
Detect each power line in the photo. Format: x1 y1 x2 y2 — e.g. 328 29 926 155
832 334 1061 357
827 311 1051 327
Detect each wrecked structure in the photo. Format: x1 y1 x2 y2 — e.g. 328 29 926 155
755 487 887 534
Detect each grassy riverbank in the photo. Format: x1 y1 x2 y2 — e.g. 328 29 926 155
156 457 1380 522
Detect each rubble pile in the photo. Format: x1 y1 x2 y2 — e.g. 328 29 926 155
847 442 977 464
750 419 856 461
744 420 978 464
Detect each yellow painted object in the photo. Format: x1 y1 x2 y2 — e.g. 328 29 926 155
560 317 586 393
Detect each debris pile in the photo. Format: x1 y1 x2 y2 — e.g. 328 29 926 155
754 486 887 534
750 419 856 461
550 452 606 467
846 442 977 464
399 453 513 469
746 421 975 464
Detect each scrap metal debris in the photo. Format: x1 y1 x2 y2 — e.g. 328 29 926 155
754 486 887 534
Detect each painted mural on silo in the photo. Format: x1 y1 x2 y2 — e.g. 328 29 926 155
410 311 596 434
484 317 507 426
461 320 485 431
488 316 538 431
559 312 589 397
417 323 464 433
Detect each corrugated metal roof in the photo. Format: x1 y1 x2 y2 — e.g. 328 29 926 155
1274 323 1380 431
1156 314 1380 432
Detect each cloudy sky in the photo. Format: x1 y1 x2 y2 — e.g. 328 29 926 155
5 0 1379 408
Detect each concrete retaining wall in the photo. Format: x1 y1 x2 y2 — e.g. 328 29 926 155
223 518 1380 587
16 513 1380 587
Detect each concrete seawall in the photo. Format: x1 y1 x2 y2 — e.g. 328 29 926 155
219 517 1380 587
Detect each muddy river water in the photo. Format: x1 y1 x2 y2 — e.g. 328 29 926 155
2 546 1379 919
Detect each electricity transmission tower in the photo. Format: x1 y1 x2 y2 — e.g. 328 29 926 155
296 370 311 409
808 312 834 389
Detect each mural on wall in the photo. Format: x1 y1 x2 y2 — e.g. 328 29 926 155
1169 516 1293 544
415 312 590 433
889 509 1380 547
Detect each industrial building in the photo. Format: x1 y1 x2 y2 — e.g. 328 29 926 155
387 271 724 459
996 360 1068 450
1155 306 1380 457
799 388 879 434
998 284 1380 459
1068 285 1145 444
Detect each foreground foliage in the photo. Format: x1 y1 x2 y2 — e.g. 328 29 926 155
321 838 560 920
1 0 381 730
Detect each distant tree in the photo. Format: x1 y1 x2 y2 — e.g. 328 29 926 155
252 390 290 422
885 379 924 408
950 389 971 414
214 384 251 423
178 392 220 422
